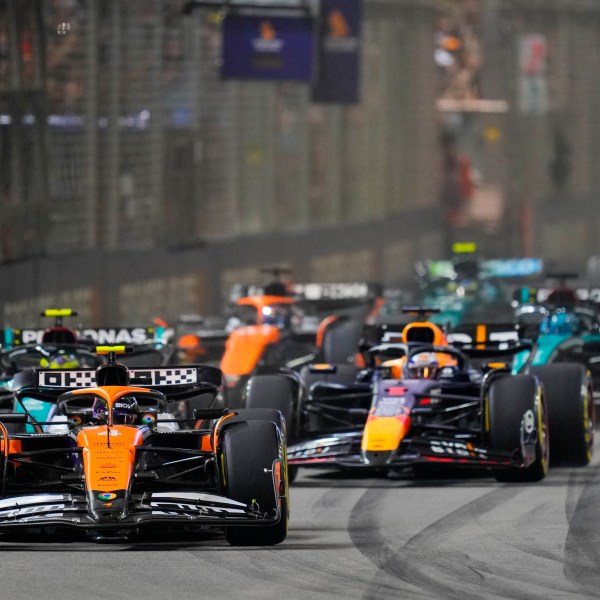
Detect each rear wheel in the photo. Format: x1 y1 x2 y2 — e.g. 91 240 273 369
321 318 363 364
488 374 549 483
244 375 297 438
530 364 594 466
239 384 298 483
222 420 288 546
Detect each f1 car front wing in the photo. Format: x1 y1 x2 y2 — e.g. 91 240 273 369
287 431 523 470
0 491 282 530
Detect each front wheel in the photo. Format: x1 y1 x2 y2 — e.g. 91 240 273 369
488 374 549 483
221 419 288 546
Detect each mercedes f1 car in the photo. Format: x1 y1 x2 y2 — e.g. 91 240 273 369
408 247 543 327
0 309 177 426
0 346 288 545
245 318 594 482
512 274 600 394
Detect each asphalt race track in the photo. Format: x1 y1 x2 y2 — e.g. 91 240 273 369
1 437 600 600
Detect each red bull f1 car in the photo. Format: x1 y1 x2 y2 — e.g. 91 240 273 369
0 346 288 545
245 318 593 482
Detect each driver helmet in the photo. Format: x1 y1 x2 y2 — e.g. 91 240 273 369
261 305 292 328
407 352 440 379
112 395 140 426
40 350 80 369
177 334 204 362
540 310 579 335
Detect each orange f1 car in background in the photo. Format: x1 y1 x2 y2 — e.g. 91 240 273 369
220 279 384 406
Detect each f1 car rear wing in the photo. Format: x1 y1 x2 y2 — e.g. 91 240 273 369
420 258 544 280
447 323 519 346
2 327 163 348
292 282 383 302
231 282 383 307
447 323 532 357
12 365 223 403
513 286 600 305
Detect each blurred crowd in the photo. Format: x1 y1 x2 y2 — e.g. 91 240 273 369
0 0 485 107
435 0 483 100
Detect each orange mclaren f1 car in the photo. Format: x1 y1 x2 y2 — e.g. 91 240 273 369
219 280 384 406
0 346 288 544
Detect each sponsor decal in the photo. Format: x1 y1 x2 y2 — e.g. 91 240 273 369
142 414 156 424
294 282 370 300
80 328 154 344
150 503 246 516
14 329 45 345
97 430 122 437
523 409 535 434
222 13 315 81
39 367 198 388
252 21 284 52
0 504 65 518
130 368 198 386
430 440 488 458
98 492 117 501
374 396 407 417
114 402 134 409
8 327 155 346
38 370 96 388
70 415 82 426
312 0 362 103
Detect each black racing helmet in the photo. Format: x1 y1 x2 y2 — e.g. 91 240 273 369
112 395 140 426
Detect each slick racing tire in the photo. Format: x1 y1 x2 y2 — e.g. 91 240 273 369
530 363 594 467
244 375 297 439
222 420 288 546
488 374 549 483
321 318 364 364
232 407 297 484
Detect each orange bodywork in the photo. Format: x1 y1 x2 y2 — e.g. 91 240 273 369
402 321 448 346
315 315 339 350
361 411 411 452
71 387 150 493
0 439 22 455
402 321 456 368
78 425 144 492
220 325 281 377
220 294 294 378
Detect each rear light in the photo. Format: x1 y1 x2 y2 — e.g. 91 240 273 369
225 374 240 388
308 363 337 373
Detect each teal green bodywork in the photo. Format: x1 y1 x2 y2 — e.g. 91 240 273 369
512 333 571 372
15 397 54 433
